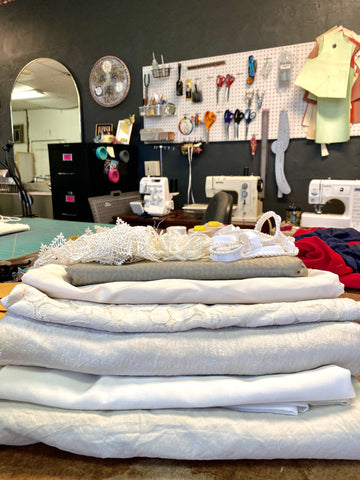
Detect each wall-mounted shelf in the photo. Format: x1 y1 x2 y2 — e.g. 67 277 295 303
139 104 176 117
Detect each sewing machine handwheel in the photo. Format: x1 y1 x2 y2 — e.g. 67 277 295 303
257 178 264 193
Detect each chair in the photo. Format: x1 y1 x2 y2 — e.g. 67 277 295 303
88 191 141 224
201 190 233 224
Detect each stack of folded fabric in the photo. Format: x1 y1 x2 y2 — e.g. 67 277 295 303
1 213 360 460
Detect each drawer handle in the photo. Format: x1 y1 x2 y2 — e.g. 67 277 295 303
57 172 76 176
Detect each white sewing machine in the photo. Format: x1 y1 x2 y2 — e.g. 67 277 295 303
301 179 360 229
130 176 175 217
205 175 263 223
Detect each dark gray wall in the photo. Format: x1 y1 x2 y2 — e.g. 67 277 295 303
1 0 360 218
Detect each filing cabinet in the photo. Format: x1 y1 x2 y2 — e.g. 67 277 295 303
48 143 138 222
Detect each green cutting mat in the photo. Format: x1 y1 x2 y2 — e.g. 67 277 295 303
0 218 112 260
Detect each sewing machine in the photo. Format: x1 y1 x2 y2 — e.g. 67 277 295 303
301 179 360 229
205 175 263 223
130 176 175 217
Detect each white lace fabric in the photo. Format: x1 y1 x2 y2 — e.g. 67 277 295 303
34 219 211 268
34 212 296 268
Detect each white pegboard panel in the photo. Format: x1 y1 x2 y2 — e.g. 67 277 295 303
142 42 360 143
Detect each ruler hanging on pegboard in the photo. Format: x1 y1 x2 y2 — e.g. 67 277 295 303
260 109 269 197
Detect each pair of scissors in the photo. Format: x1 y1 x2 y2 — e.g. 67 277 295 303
244 108 256 138
224 110 234 139
225 74 235 101
216 75 225 103
204 111 217 143
234 109 244 139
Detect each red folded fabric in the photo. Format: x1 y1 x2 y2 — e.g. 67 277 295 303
341 273 360 289
295 236 360 288
295 236 353 276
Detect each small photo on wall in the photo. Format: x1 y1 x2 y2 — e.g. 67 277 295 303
13 124 24 144
95 123 113 136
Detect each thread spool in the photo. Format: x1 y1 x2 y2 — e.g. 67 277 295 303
188 223 223 237
166 225 187 235
96 146 108 160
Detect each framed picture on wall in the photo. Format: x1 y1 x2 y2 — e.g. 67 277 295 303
95 123 113 136
13 124 24 144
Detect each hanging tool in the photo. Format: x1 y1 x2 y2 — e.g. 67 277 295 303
204 111 216 143
247 55 257 84
178 116 194 136
185 79 192 100
187 60 226 70
152 51 159 76
225 74 235 101
244 108 256 139
260 109 269 195
224 110 234 139
234 109 244 139
256 90 265 109
187 144 195 204
271 110 291 198
176 63 183 96
192 82 202 103
245 89 254 108
261 58 272 79
250 135 257 157
216 75 226 104
143 73 150 106
191 113 203 126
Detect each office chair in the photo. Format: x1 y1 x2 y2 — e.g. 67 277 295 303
201 190 233 224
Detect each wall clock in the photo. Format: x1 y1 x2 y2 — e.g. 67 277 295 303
89 56 130 107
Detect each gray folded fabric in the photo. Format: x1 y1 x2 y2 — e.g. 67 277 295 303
66 256 307 285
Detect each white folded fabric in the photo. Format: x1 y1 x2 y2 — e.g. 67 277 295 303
0 379 359 459
228 403 310 415
21 264 344 304
2 313 360 376
0 365 353 414
0 222 29 236
2 283 358 333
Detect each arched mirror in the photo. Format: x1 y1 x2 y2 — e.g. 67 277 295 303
10 58 81 186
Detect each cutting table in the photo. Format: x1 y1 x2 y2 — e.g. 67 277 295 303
0 217 110 261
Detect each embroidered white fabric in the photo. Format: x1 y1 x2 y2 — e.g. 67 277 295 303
210 211 298 262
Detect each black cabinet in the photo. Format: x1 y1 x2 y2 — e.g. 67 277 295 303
48 143 138 222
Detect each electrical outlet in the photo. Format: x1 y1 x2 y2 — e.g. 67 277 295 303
144 160 160 176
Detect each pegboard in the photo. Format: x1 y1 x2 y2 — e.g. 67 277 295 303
142 41 360 143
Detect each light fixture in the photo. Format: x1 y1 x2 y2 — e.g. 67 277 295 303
11 89 45 100
0 0 15 4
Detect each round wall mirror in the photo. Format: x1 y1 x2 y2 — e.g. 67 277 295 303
10 58 81 183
